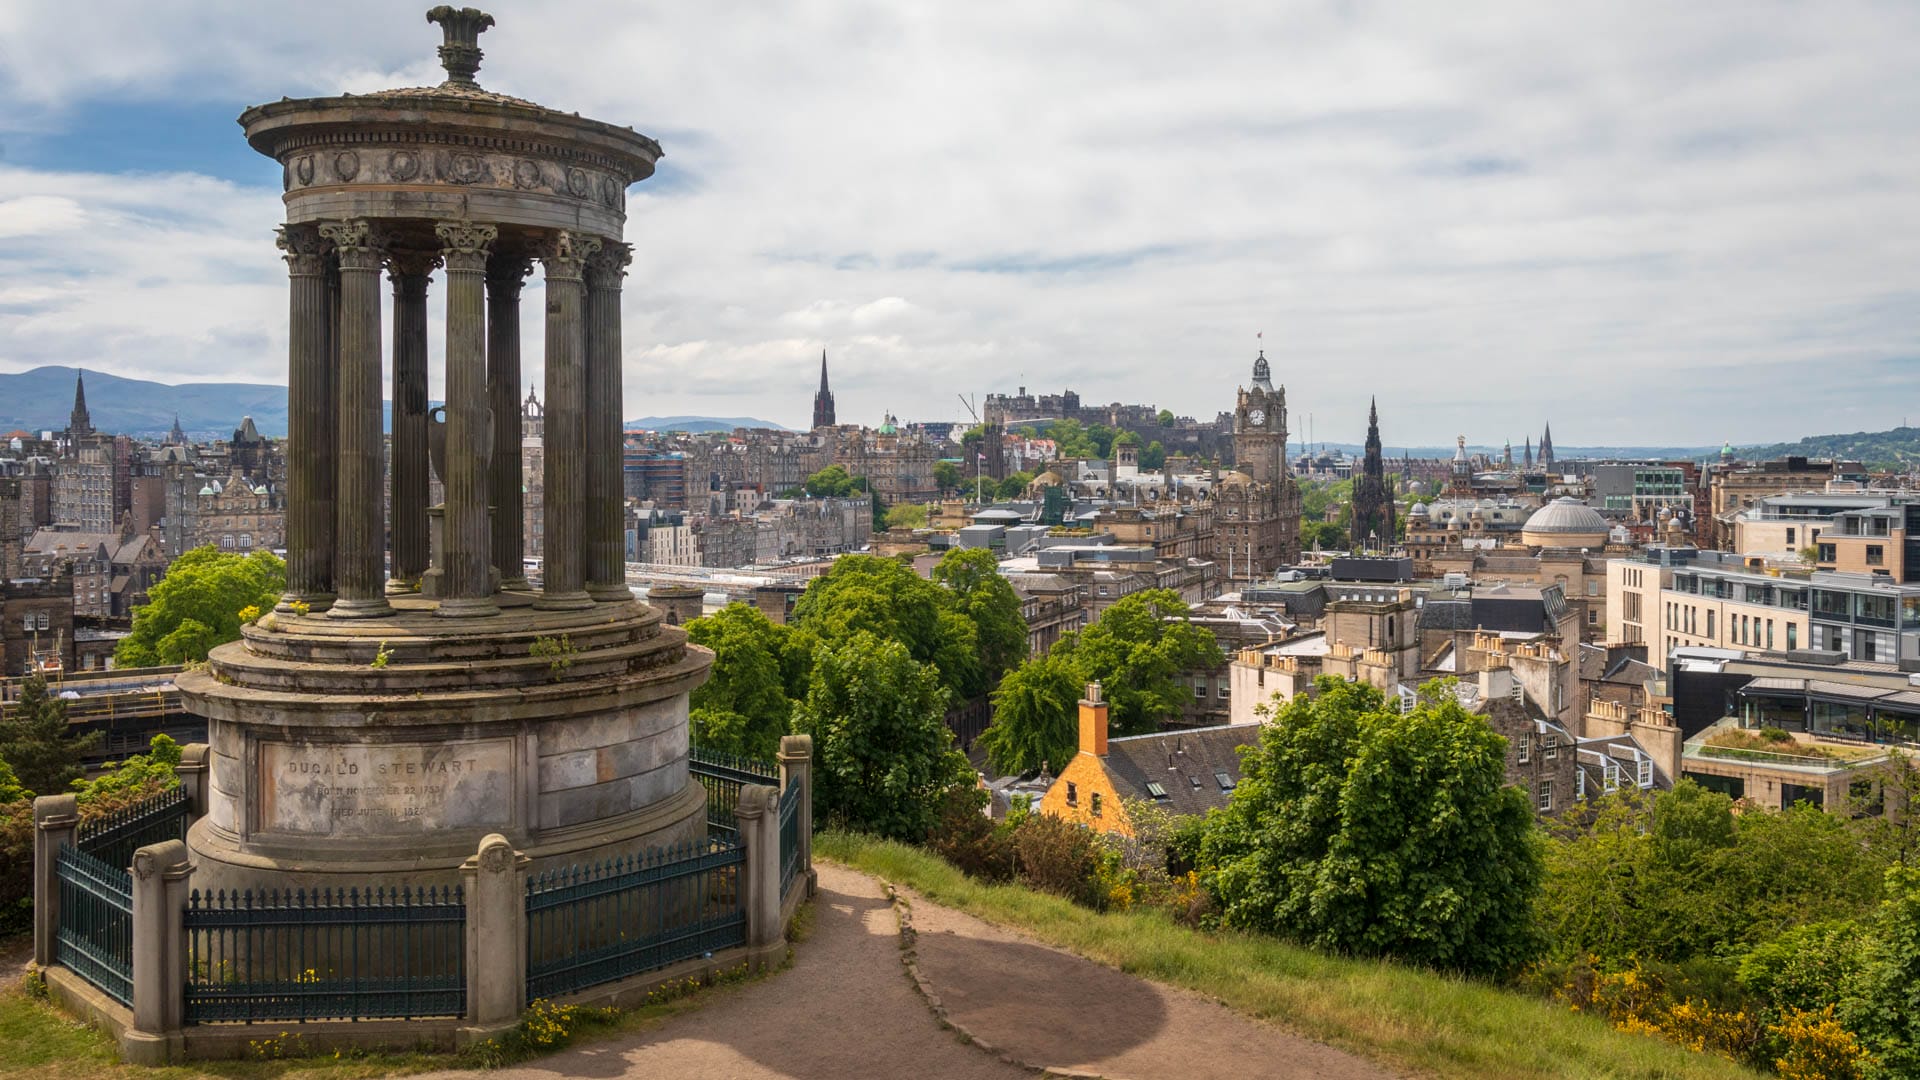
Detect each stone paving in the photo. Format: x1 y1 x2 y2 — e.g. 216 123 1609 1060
424 860 1397 1080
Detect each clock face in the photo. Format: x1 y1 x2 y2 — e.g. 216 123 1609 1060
1248 409 1265 427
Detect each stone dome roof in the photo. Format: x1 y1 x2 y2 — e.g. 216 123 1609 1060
1408 502 1429 518
1524 497 1608 534
1521 497 1610 547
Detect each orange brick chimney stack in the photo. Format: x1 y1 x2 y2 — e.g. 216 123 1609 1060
1078 681 1109 757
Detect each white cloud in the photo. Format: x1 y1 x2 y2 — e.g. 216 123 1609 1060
0 1 1914 444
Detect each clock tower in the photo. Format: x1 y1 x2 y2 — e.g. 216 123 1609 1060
1215 349 1303 579
1234 350 1288 485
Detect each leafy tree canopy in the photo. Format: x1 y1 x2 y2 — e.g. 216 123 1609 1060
1157 409 1176 427
996 472 1034 500
801 464 869 498
1201 677 1543 976
932 460 963 496
978 650 1082 776
115 547 285 667
1056 589 1222 737
1138 440 1167 471
75 734 181 808
792 632 971 841
685 604 813 762
885 502 930 530
1301 521 1349 551
930 547 1029 690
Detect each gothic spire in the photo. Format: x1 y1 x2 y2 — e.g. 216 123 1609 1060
812 348 837 428
68 369 92 437
168 413 186 445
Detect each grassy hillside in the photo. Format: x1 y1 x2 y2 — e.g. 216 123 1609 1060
1737 426 1920 471
820 831 1762 1080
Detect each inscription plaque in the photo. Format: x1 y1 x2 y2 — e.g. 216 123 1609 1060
259 739 514 836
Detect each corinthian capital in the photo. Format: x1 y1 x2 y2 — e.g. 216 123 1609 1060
536 230 601 283
275 224 329 276
585 241 632 290
317 219 382 270
435 220 498 272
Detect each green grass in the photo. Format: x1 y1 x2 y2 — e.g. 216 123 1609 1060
819 830 1765 1080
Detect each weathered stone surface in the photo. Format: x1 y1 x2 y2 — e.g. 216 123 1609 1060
536 696 682 755
258 738 516 836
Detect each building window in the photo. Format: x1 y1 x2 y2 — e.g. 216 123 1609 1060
1588 608 1598 626
1706 610 1715 638
1787 624 1798 650
1543 733 1558 760
1145 782 1169 800
1786 527 1796 546
1215 769 1235 791
1193 681 1206 700
1091 792 1103 817
1538 780 1553 812
1217 682 1230 699
1637 758 1654 787
1065 782 1077 807
1867 545 1884 566
1517 735 1531 764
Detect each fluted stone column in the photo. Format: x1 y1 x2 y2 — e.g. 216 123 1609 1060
388 251 437 589
535 231 599 610
487 256 533 590
319 219 391 618
584 242 632 602
436 221 500 617
274 224 335 612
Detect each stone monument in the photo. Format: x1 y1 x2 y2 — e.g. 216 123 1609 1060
178 7 712 891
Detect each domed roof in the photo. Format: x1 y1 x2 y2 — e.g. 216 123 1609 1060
1408 502 1429 517
1217 471 1254 488
1522 497 1609 537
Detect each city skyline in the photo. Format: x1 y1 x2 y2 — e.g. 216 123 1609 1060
0 2 1914 443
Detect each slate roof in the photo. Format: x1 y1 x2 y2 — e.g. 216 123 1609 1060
1101 725 1262 816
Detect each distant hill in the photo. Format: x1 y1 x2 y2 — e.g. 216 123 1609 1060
1735 427 1920 471
624 415 790 433
0 366 288 439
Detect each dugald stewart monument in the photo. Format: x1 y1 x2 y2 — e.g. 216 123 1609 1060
177 6 713 891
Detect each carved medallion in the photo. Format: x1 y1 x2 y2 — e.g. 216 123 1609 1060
334 151 360 182
450 153 485 184
567 167 589 197
295 154 315 185
513 159 541 189
389 149 421 180
600 175 620 207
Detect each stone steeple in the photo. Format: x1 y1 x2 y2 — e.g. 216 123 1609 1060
68 370 93 438
1540 422 1555 470
1350 397 1395 550
168 413 186 445
1524 435 1532 469
812 349 836 429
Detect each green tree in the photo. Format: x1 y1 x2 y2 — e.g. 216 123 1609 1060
791 554 978 699
0 758 26 804
884 502 930 530
1043 419 1097 458
0 675 98 797
1301 521 1349 550
930 547 1029 689
1113 430 1141 449
74 734 181 808
115 547 285 667
1138 440 1166 470
1299 478 1353 523
1157 408 1176 427
933 460 963 495
995 471 1034 499
802 464 867 498
1202 677 1543 976
685 604 811 761
792 632 971 841
978 651 1082 775
1848 866 1920 1076
1055 589 1222 737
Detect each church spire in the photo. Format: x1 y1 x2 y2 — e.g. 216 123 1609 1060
69 369 93 437
812 349 837 429
168 413 186 445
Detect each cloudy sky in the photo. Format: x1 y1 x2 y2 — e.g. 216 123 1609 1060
0 1 1914 445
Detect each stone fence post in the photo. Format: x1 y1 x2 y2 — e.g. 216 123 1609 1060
734 785 783 969
459 833 529 1046
31 794 78 967
174 743 209 820
123 839 191 1066
777 733 815 895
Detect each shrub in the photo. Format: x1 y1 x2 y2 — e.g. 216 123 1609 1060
1011 813 1104 908
927 786 1015 883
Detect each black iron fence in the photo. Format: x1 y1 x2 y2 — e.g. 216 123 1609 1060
688 746 778 841
525 838 746 1001
77 786 190 870
183 886 467 1022
779 773 803 899
54 844 133 1006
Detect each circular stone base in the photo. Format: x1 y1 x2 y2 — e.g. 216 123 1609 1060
177 595 715 896
184 777 706 894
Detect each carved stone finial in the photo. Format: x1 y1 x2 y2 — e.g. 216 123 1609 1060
426 6 495 87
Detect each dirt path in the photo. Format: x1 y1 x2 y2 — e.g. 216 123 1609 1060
416 861 1396 1080
901 885 1397 1080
